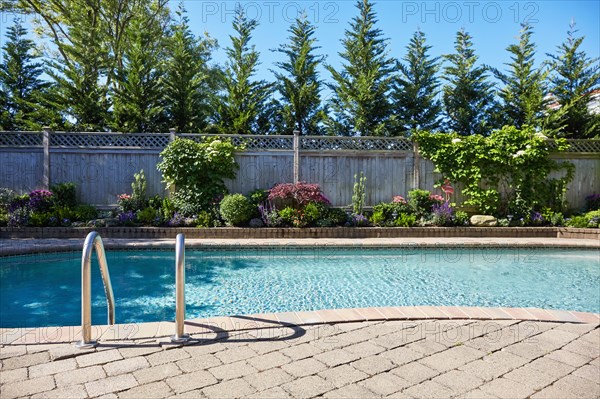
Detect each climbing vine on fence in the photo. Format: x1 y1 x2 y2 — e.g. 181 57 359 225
414 126 574 216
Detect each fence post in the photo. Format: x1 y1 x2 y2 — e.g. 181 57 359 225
293 130 300 183
412 140 420 190
42 127 51 190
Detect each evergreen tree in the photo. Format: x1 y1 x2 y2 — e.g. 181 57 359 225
392 29 442 134
546 21 600 138
272 15 326 135
491 23 548 129
162 3 217 133
45 2 111 131
111 5 169 132
326 0 395 136
442 29 496 136
0 17 50 130
216 6 273 135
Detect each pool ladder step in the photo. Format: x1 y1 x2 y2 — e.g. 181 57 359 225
76 232 188 348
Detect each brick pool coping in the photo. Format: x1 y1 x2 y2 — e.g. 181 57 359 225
1 236 599 256
2 307 599 346
1 226 599 240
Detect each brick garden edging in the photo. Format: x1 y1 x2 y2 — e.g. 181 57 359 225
0 226 598 240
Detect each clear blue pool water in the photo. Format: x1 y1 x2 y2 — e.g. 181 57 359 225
1 247 598 328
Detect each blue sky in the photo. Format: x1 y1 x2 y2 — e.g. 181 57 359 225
1 0 598 89
179 0 600 86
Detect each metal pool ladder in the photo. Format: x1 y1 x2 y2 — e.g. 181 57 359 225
77 231 115 349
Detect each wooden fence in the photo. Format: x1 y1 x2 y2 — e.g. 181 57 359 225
1 130 599 209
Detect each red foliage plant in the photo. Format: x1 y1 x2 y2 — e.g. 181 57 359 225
268 182 330 207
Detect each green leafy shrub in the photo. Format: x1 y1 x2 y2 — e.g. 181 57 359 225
370 210 386 226
131 170 148 210
352 172 366 215
316 218 335 227
137 207 161 226
414 127 574 215
248 189 269 205
566 216 589 228
408 189 438 218
394 213 416 227
161 197 176 220
279 206 306 227
371 201 413 226
50 182 77 208
219 194 255 226
74 205 98 221
454 210 470 226
0 188 17 210
327 208 348 226
157 138 240 213
550 212 565 226
196 211 214 228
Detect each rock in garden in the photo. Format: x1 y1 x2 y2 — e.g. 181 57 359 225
469 215 498 227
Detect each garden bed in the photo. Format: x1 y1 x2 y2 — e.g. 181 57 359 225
1 226 598 240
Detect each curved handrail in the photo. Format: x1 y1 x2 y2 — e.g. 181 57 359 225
77 232 115 348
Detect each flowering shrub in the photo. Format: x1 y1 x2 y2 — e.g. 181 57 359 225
168 212 186 227
350 213 369 227
279 207 307 227
258 202 283 227
429 194 444 203
431 201 454 226
117 210 136 225
117 194 136 212
29 190 54 212
392 196 406 203
268 182 330 207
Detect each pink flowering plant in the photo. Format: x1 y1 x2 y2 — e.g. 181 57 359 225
268 182 330 208
117 193 136 212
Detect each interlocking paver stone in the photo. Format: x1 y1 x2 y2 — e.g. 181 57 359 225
118 381 173 398
145 348 189 366
1 318 598 399
282 375 335 398
85 374 138 397
29 357 77 378
0 367 28 384
76 349 123 368
30 384 88 399
433 370 484 394
3 351 49 370
166 369 218 394
479 377 536 399
246 350 291 371
132 362 181 385
281 343 323 360
323 383 379 398
391 361 439 383
244 367 293 391
358 372 411 396
318 364 368 388
202 377 257 398
208 360 256 380
55 365 106 387
1 375 55 398
281 357 327 377
104 356 149 376
403 380 455 398
314 348 361 367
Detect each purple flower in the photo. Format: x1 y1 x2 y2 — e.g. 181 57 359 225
168 212 185 227
351 213 369 227
117 211 136 224
432 201 454 226
530 211 543 223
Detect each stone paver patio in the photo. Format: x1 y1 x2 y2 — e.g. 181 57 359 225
1 315 599 398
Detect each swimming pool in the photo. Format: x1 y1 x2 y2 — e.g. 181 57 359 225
1 247 598 328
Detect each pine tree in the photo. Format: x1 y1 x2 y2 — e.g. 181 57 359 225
442 29 496 136
392 29 442 134
326 0 395 136
491 23 548 129
162 3 217 133
216 6 273 135
0 17 50 130
111 6 169 132
45 2 111 131
272 15 326 135
546 21 600 138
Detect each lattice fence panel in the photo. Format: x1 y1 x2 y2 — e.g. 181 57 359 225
0 132 43 147
178 134 294 150
562 139 600 152
301 136 413 151
49 133 170 148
